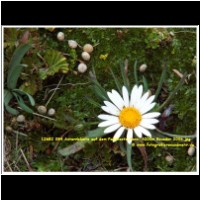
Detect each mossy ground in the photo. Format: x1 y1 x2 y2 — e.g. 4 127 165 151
4 27 196 172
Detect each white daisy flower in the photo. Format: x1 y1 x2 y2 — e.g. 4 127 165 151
98 85 161 144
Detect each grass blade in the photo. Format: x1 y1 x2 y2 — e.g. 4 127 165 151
120 63 129 90
142 75 148 92
109 68 122 93
154 63 168 101
158 72 187 111
156 128 196 139
133 60 138 85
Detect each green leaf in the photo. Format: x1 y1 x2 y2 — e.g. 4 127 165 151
12 92 34 114
86 97 101 108
7 44 32 89
4 89 19 115
58 140 89 157
87 128 105 138
127 142 133 171
39 50 69 80
93 85 108 101
12 89 35 106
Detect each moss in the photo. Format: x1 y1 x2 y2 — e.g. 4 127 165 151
4 27 196 172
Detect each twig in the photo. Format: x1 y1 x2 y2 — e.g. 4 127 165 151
6 160 13 172
174 31 196 34
13 130 28 137
33 112 56 121
43 82 90 88
52 131 71 153
114 167 128 172
37 53 48 67
17 106 56 121
158 72 187 111
45 75 64 107
20 148 33 171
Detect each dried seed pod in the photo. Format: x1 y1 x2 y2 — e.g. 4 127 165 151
68 40 78 48
78 63 87 73
188 146 195 156
57 32 65 41
48 108 56 116
17 115 25 123
81 52 90 61
139 64 147 72
37 105 47 114
83 44 93 53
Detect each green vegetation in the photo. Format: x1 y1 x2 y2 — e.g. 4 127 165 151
4 28 196 172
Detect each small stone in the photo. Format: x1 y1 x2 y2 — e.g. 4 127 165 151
83 44 93 53
81 52 90 61
48 108 56 116
57 32 65 41
5 126 13 133
17 115 25 123
68 40 78 48
188 146 195 156
78 63 87 73
139 64 147 72
37 106 47 114
165 155 174 165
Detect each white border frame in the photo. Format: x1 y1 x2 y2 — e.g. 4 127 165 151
1 25 199 175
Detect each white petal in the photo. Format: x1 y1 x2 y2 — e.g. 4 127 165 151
101 106 119 116
127 129 133 144
134 127 142 138
145 95 155 105
98 114 118 121
130 85 138 106
133 85 143 106
135 91 149 109
98 119 119 127
113 127 125 142
107 91 124 110
140 121 156 130
137 126 152 137
104 101 120 111
122 86 129 107
142 112 161 119
104 124 121 134
141 118 159 125
140 103 156 114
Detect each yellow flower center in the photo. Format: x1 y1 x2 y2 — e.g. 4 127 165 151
119 107 142 128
